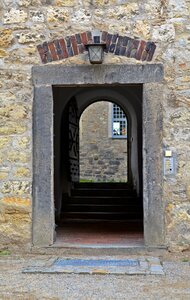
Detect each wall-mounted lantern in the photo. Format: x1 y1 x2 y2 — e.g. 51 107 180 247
85 31 106 64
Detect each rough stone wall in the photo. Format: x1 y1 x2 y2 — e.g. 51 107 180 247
80 101 127 182
0 0 190 251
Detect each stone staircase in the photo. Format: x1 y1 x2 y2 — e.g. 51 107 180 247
61 182 143 221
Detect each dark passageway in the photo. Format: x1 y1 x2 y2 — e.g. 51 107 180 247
53 85 143 245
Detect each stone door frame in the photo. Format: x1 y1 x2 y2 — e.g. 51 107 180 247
32 64 165 248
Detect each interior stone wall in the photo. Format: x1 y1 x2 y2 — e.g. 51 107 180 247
0 0 190 251
79 101 128 182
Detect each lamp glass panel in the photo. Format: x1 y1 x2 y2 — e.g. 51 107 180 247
88 46 103 63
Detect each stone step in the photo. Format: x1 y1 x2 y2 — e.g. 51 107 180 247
62 182 141 221
61 211 143 220
32 246 167 256
74 182 132 190
72 189 137 197
64 203 143 213
66 196 141 205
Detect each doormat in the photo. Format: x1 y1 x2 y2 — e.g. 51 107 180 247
23 257 164 275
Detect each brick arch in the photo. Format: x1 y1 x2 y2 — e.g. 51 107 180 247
37 31 156 64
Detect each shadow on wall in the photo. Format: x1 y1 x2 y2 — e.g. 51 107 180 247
79 101 128 183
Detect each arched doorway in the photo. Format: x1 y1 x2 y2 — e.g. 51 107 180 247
79 101 128 183
54 86 143 246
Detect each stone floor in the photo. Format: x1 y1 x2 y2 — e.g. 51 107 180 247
55 220 144 247
0 251 190 299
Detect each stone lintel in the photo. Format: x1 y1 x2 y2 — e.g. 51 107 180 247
32 64 164 86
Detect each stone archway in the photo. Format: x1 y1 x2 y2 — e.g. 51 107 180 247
32 64 164 248
79 100 129 183
74 88 141 194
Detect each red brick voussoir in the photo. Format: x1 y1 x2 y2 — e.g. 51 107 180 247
37 31 156 64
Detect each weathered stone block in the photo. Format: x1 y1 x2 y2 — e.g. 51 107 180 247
2 0 13 6
0 197 31 213
133 20 150 40
93 0 115 6
3 8 28 24
15 137 30 149
0 104 28 120
4 46 39 65
0 49 7 58
16 31 46 44
0 28 13 48
55 0 76 6
0 171 9 180
166 202 190 251
29 10 44 22
0 197 31 246
41 0 54 4
0 76 31 93
152 24 176 42
14 167 30 178
107 4 139 19
0 137 11 149
0 122 26 135
47 7 69 23
16 0 32 7
168 0 189 18
7 151 29 163
1 181 31 195
71 9 91 25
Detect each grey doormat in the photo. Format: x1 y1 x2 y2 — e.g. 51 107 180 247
23 257 164 275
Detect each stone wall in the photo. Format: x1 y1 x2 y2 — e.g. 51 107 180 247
0 0 190 251
80 101 127 182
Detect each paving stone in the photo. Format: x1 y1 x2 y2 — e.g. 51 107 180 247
22 257 164 275
149 265 165 275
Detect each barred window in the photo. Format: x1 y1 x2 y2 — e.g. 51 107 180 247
112 104 127 138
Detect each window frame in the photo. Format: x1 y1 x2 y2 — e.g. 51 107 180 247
111 103 128 139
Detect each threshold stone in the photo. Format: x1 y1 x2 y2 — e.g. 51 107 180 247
23 257 164 275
